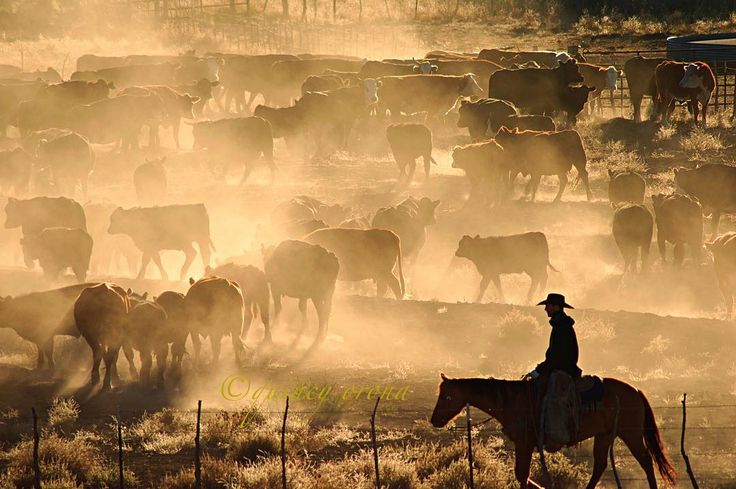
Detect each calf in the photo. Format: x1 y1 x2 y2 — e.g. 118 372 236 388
372 196 440 264
494 127 591 202
108 204 213 280
191 116 275 184
185 276 245 367
253 104 303 144
455 232 557 303
652 193 704 265
457 98 516 140
386 123 437 184
0 283 91 369
451 140 510 206
0 148 32 195
706 232 736 317
126 300 169 387
133 157 167 205
608 170 645 206
4 195 86 240
674 164 736 236
206 263 272 344
154 291 188 372
612 204 653 273
21 227 93 282
301 74 345 95
264 240 339 353
623 56 666 122
655 61 715 125
172 78 220 117
36 131 95 198
42 79 114 107
272 195 350 227
304 228 405 299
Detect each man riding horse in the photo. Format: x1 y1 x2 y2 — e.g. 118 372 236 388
528 292 581 381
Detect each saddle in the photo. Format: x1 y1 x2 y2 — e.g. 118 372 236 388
541 372 604 452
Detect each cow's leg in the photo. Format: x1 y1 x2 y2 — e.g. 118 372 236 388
312 287 335 349
191 332 202 368
528 174 542 202
386 272 403 300
553 173 568 202
102 345 121 390
641 241 651 273
406 158 417 184
298 298 309 333
691 96 700 124
171 332 186 372
243 304 254 344
154 345 168 388
475 275 491 303
122 342 138 380
179 245 197 281
527 275 539 304
272 291 283 326
513 444 533 489
172 118 182 149
199 239 212 271
585 434 613 489
674 242 685 265
150 252 169 281
631 93 643 122
210 334 222 366
491 275 506 303
259 300 272 344
238 163 253 185
231 333 245 365
137 252 152 280
423 155 431 181
658 235 667 264
376 279 388 298
35 343 45 369
89 342 102 385
140 349 152 385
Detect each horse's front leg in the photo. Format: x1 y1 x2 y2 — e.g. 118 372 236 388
514 443 533 488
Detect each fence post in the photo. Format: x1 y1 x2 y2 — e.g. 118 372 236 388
681 393 700 489
609 396 622 489
281 396 289 489
117 407 124 489
195 400 202 489
465 403 475 489
370 397 381 489
32 407 40 489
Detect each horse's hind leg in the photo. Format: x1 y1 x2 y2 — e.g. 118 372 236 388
585 434 613 489
620 433 658 488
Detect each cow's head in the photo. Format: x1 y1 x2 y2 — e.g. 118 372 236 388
413 60 438 75
673 167 692 192
555 52 572 65
178 94 201 119
455 234 481 258
417 197 441 225
493 125 519 145
680 63 707 89
108 207 130 235
96 79 116 92
459 74 483 99
651 193 667 210
361 78 380 104
559 59 584 84
195 78 220 99
451 145 467 169
604 66 621 89
455 99 473 128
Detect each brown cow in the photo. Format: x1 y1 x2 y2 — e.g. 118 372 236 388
451 140 511 207
494 127 591 202
301 74 346 95
623 56 666 122
35 131 95 198
655 61 715 125
154 291 188 372
652 193 704 265
495 114 556 133
674 164 736 236
455 232 557 303
0 148 32 195
385 123 437 184
456 98 516 140
133 157 167 205
304 228 405 299
21 227 93 283
378 74 483 121
430 59 503 89
185 276 245 367
126 300 169 387
612 204 653 273
372 196 440 265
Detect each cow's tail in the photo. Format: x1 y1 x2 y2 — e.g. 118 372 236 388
430 156 438 166
641 390 677 485
395 235 405 298
547 259 559 273
209 237 217 252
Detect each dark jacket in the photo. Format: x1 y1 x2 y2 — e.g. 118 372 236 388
536 311 582 378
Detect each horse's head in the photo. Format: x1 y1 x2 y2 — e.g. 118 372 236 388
430 373 466 427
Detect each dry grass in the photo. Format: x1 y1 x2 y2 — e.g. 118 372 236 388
679 127 725 158
128 408 196 454
47 397 80 429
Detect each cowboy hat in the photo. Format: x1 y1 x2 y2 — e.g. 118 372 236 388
536 293 573 309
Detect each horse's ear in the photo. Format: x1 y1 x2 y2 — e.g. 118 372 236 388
440 372 447 381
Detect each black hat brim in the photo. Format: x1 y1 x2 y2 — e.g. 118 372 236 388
536 300 574 309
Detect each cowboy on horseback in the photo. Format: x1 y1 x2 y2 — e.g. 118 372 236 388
528 293 582 381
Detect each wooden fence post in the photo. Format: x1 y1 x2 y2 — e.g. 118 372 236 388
117 407 124 489
609 396 622 489
195 400 202 489
465 403 475 489
681 393 700 489
32 407 40 489
281 396 289 489
370 397 381 489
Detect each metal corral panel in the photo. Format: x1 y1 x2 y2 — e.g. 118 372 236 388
667 33 736 63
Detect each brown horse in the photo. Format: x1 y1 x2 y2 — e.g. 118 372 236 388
430 374 676 488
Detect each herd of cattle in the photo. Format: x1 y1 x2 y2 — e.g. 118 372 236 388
0 46 732 389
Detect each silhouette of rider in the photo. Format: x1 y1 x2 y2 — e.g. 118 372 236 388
527 293 582 380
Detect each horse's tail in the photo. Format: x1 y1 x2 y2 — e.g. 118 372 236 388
640 390 677 485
